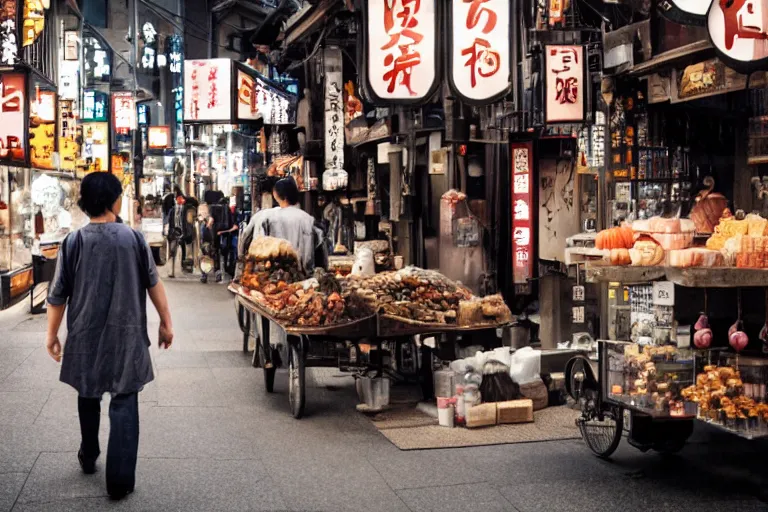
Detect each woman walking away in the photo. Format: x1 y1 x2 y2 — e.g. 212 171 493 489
45 172 173 500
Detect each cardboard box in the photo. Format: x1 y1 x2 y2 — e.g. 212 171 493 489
466 403 497 428
496 399 534 424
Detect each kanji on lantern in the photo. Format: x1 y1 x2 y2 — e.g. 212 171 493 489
383 45 422 95
461 37 501 88
464 0 497 33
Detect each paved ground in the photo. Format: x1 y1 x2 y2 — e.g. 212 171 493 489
1 275 768 511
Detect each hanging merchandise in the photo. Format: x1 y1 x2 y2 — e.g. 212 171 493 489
322 47 347 191
361 0 440 105
447 0 511 105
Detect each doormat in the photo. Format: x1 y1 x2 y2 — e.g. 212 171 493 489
369 406 581 450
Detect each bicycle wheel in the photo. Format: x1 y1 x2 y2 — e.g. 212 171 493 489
288 341 305 419
577 404 624 459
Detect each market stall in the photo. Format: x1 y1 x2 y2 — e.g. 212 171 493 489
230 236 514 419
566 209 768 457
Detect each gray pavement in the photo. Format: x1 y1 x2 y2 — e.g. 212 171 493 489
1 277 767 511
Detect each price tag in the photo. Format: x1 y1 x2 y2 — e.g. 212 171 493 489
653 281 675 306
572 285 585 302
572 306 585 324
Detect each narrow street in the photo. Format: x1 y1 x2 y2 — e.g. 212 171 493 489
0 277 764 511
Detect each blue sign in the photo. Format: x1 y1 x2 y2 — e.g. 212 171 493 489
83 90 108 122
167 35 184 148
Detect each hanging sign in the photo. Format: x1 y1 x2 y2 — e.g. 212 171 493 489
708 0 768 73
448 0 511 104
544 45 586 124
0 73 26 164
361 0 439 105
167 35 184 147
83 35 111 84
235 67 296 125
658 0 709 26
29 87 56 170
148 126 170 149
140 22 158 71
22 0 46 47
511 141 533 293
0 0 19 65
323 47 347 191
183 58 232 122
82 90 107 122
59 99 78 172
112 91 135 135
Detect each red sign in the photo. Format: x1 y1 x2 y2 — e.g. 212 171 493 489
0 73 26 164
112 92 135 135
448 0 511 104
511 142 533 292
544 45 585 124
362 0 439 104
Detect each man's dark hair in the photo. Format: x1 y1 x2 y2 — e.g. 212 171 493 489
78 172 123 218
274 177 299 205
174 186 183 197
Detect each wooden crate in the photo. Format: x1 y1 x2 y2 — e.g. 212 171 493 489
496 399 534 424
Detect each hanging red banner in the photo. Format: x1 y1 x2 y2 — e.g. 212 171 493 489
448 0 511 105
361 0 440 105
511 142 533 293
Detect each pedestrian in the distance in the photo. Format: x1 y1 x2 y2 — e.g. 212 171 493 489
45 172 174 500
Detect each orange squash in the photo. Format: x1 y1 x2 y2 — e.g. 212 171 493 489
596 226 634 250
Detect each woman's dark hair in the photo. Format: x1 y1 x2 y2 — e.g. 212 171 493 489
174 186 183 197
78 172 123 218
274 177 299 205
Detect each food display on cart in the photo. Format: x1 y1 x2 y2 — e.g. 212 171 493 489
233 236 513 332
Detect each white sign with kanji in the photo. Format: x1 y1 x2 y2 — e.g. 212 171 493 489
365 0 437 102
449 0 510 103
545 45 585 123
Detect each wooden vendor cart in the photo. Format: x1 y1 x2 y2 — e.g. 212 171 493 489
231 284 513 419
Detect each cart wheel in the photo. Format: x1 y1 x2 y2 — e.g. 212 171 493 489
577 404 624 459
288 341 306 419
258 344 276 393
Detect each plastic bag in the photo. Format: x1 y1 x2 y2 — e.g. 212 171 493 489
509 347 541 385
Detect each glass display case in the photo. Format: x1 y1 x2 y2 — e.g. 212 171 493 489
603 340 696 418
0 167 33 273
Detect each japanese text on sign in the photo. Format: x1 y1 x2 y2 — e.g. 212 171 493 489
0 0 18 65
323 48 347 191
365 0 436 102
112 92 135 135
545 45 585 123
183 59 232 122
450 0 510 103
511 142 534 289
0 73 26 164
708 0 768 70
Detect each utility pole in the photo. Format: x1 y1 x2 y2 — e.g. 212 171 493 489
130 0 141 204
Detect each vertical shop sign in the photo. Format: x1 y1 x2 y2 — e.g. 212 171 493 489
323 48 347 191
362 0 439 104
448 0 511 104
0 73 25 164
544 45 585 124
22 0 45 47
112 92 135 135
29 87 56 169
140 22 157 70
183 58 232 122
83 36 111 83
0 0 18 65
167 35 184 147
708 0 768 73
511 142 533 292
82 90 107 122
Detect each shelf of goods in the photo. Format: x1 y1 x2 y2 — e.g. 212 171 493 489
602 341 768 439
586 264 768 288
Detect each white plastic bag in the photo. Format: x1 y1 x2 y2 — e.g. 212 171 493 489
351 248 375 276
509 347 541 384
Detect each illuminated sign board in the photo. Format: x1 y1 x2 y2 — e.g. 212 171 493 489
448 0 511 105
183 58 232 122
82 90 108 122
112 92 135 135
148 126 170 149
83 35 111 83
236 67 296 125
0 0 19 65
361 0 440 104
544 45 586 124
29 88 57 170
0 73 26 164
